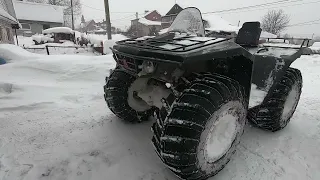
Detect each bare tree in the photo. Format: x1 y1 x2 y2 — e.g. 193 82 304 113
261 9 290 35
47 0 82 28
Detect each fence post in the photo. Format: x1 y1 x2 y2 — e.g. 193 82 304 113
101 41 104 55
46 45 50 55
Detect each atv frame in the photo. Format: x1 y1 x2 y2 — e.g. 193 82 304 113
104 7 305 180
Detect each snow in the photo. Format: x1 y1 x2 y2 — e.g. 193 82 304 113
282 83 300 120
13 1 64 23
0 44 41 62
203 14 240 33
43 27 74 34
312 42 320 47
138 18 161 26
249 84 267 108
32 34 54 43
0 46 320 180
15 34 128 56
86 34 128 51
256 47 299 58
0 6 19 23
205 113 237 160
310 42 320 52
260 31 278 39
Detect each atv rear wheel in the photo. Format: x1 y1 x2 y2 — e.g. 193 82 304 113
248 68 303 132
152 73 247 180
104 68 153 122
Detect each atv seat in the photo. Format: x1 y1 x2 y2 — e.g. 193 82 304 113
236 22 262 47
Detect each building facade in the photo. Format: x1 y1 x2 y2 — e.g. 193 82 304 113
161 4 183 29
13 0 64 36
130 10 162 37
0 0 19 44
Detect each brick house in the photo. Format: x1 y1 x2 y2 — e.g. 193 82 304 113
0 0 19 44
131 10 162 37
161 4 183 29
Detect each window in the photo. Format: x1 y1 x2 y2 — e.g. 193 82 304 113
43 24 50 30
21 23 31 30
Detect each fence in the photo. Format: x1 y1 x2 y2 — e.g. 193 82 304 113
23 45 104 55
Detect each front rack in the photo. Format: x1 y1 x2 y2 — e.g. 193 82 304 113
115 33 231 52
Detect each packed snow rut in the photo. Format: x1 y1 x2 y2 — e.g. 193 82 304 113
0 54 320 180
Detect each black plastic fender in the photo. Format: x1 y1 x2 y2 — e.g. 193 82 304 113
252 48 303 101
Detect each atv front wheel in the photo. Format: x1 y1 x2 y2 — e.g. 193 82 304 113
248 68 303 131
104 68 153 122
152 73 247 180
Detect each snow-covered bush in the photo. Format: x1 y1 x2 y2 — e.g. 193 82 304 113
32 34 54 45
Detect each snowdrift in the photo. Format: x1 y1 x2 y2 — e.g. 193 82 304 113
0 49 319 179
0 44 42 62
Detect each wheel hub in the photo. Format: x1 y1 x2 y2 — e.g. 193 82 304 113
197 101 245 173
281 83 300 124
205 112 238 162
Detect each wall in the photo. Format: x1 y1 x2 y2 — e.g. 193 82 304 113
161 15 177 29
0 19 14 44
139 23 161 37
16 20 63 36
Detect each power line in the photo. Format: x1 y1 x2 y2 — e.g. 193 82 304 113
202 0 302 14
290 22 320 26
211 0 320 15
81 3 135 14
288 18 320 26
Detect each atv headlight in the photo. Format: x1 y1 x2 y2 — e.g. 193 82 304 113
142 61 155 74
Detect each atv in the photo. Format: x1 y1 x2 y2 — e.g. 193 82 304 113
104 7 306 180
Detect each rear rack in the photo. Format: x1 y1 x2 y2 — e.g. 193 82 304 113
263 37 312 49
115 33 231 52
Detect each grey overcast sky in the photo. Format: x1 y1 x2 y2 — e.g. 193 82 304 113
80 0 320 38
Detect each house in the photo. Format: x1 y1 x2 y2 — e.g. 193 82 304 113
130 10 162 37
161 4 183 29
80 19 96 33
13 0 65 36
0 0 19 44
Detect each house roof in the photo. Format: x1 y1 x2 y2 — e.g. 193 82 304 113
0 0 18 24
82 20 96 28
164 4 183 16
0 7 18 24
138 17 161 26
13 1 65 23
203 14 239 33
131 10 161 21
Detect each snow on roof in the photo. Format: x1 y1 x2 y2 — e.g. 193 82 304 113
0 7 18 24
203 14 240 33
43 27 74 34
260 31 277 39
138 18 161 26
13 1 64 23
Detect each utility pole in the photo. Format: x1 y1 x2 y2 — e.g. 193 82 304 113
71 0 75 30
104 0 112 40
238 20 240 27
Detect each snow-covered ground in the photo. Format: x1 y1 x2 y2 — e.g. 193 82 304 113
0 47 320 180
15 34 128 56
